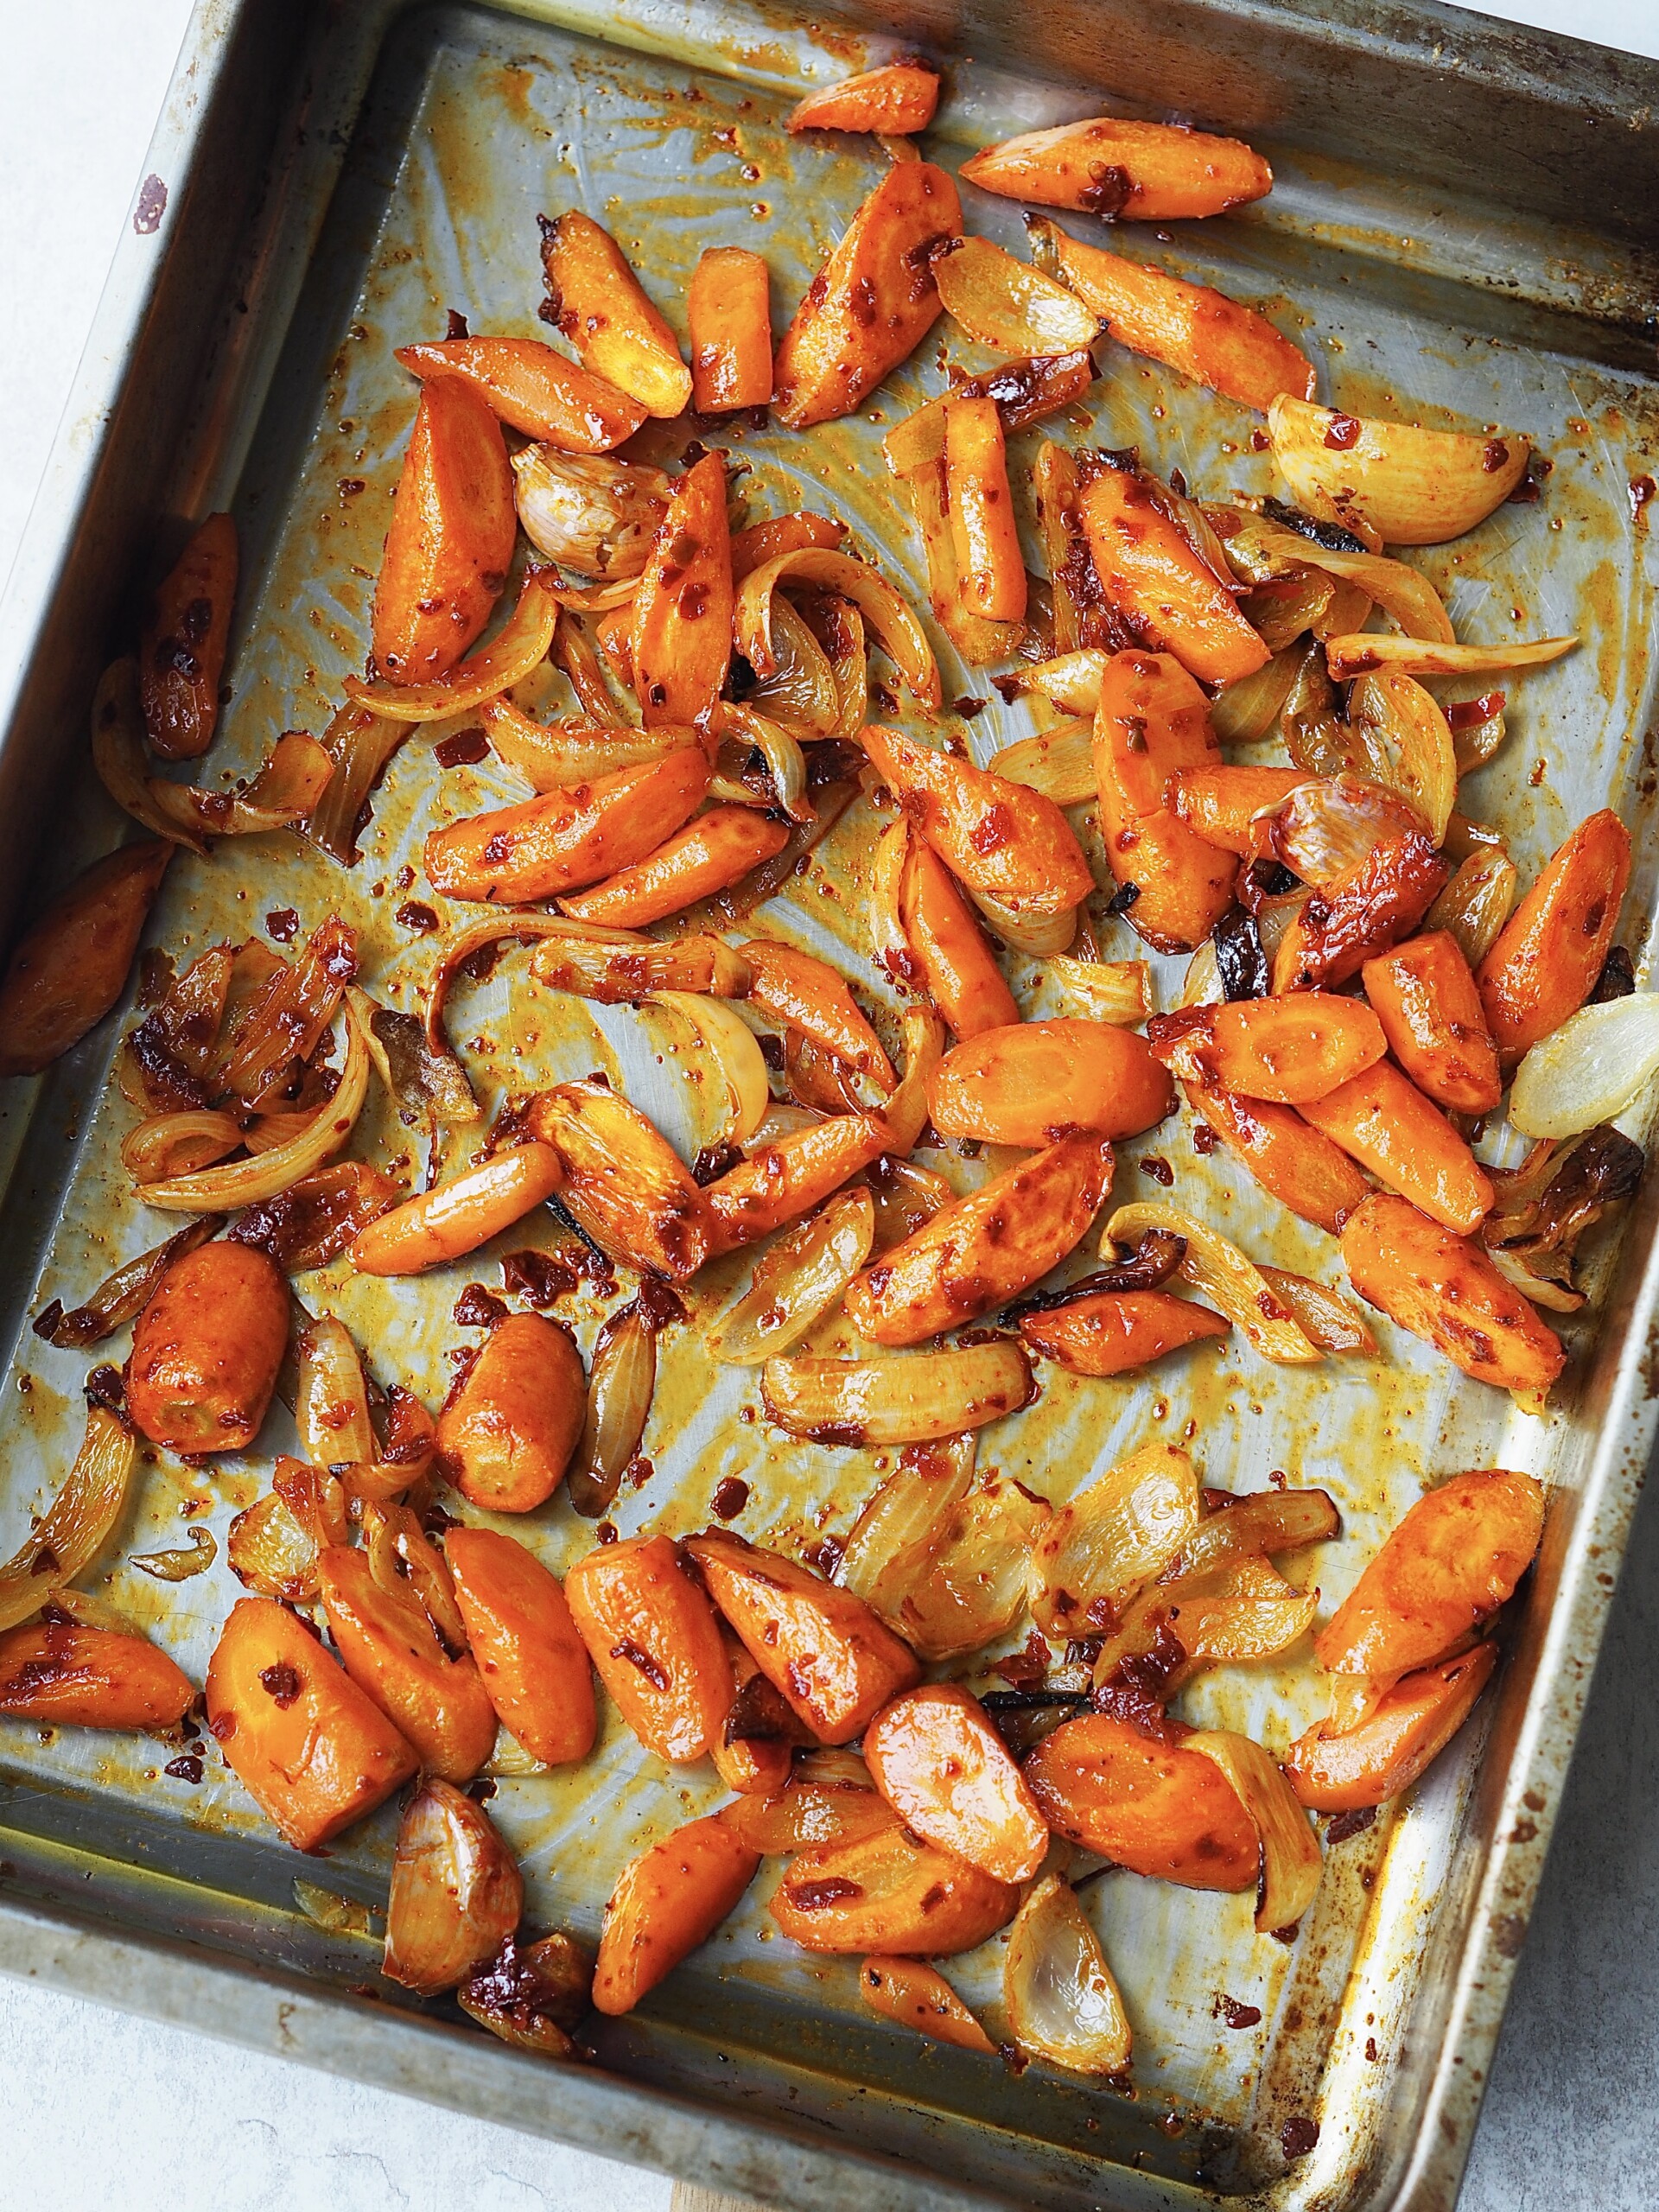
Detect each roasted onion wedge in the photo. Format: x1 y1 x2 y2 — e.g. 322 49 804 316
761 1342 1033 1447
1268 396 1530 546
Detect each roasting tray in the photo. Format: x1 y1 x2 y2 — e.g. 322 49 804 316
1 2 1657 2206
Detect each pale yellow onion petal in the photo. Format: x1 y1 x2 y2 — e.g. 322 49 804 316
736 549 940 710
1426 847 1517 969
745 596 842 736
760 1342 1031 1446
712 703 814 824
481 702 683 789
567 1304 656 1518
1105 1202 1323 1364
896 1476 1051 1661
651 991 770 1145
1206 507 1454 644
836 1432 977 1624
295 1316 375 1466
525 924 750 1003
1510 995 1659 1141
227 1489 327 1603
1347 669 1456 845
1171 1486 1340 1580
547 575 643 614
931 236 1101 358
1158 1556 1319 1664
1268 394 1529 549
0 1407 137 1633
294 1881 380 1941
344 572 562 722
1046 956 1150 1027
1325 632 1574 682
1180 941 1223 1010
1211 646 1303 745
880 1002 947 1154
120 1109 244 1185
868 810 913 994
709 1188 876 1363
970 888 1077 957
129 1527 218 1582
1003 1873 1131 2076
899 452 1025 667
1184 1728 1323 1933
1257 1268 1376 1356
988 720 1095 808
510 445 669 577
1029 1440 1199 1638
1001 651 1107 715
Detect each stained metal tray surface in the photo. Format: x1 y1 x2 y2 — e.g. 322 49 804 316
0 3 1656 2209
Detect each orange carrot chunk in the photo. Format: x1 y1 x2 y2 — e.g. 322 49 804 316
0 842 174 1078
632 451 734 727
864 1685 1050 1882
1019 1288 1230 1375
593 1813 760 2013
565 1533 730 1763
1287 1644 1498 1811
1092 650 1235 953
1078 462 1269 688
1362 932 1501 1116
942 395 1027 623
395 336 647 451
446 1527 597 1765
898 840 1020 1038
959 117 1272 223
926 1018 1172 1144
688 248 774 412
1209 993 1388 1106
0 1621 194 1729
1476 809 1631 1065
371 378 516 686
1166 765 1306 855
1023 1711 1258 1890
1300 1060 1492 1233
558 807 790 928
786 63 941 137
140 513 238 760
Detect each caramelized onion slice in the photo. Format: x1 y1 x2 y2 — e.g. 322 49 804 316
457 1932 590 2060
1427 847 1517 969
1347 670 1456 846
880 1004 948 1156
1510 995 1659 1141
345 572 561 721
1105 1203 1323 1365
1173 1486 1340 1580
1268 395 1530 548
761 1342 1032 1446
1325 632 1575 682
1184 1728 1323 1933
130 1526 219 1583
709 1188 876 1363
510 445 669 577
304 703 411 866
651 990 770 1146
1003 1873 1131 2076
294 1316 375 1469
121 1110 243 1185
1257 1268 1377 1357
529 923 750 1002
988 721 1095 810
1001 652 1108 715
721 1771 898 1854
969 888 1077 959
899 1476 1051 1661
737 550 940 710
34 1216 225 1350
384 1776 524 1996
0 1407 137 1633
1029 1440 1199 1638
567 1300 656 1518
931 236 1101 357
836 1434 978 1627
1046 956 1151 1028
1208 507 1455 645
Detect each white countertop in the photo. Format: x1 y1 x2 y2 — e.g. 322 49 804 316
2 3 1656 2206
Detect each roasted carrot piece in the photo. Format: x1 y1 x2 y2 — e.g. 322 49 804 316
1287 1643 1497 1811
1091 650 1235 953
844 1134 1113 1345
1208 993 1388 1106
0 841 173 1078
709 1626 800 1796
539 211 691 419
897 839 1020 1037
631 452 734 727
1341 1192 1565 1397
773 160 963 428
1078 461 1269 688
741 939 894 1086
0 1620 194 1729
436 1312 587 1514
861 723 1092 919
127 1239 288 1455
771 1824 1020 1954
859 1958 995 2051
395 336 646 450
684 1529 921 1743
1023 1712 1258 1889
139 512 238 760
864 1686 1049 1883
558 808 791 927
524 1079 711 1280
959 116 1272 221
423 750 710 905
1019 1288 1230 1375
1031 224 1314 412
206 1596 418 1851
925 1018 1172 1144
593 1813 760 2014
1315 1468 1544 1678
887 356 1097 480
730 511 847 581
1273 831 1449 994
702 1111 889 1252
1362 932 1501 1116
941 396 1027 623
1166 765 1306 855
371 378 515 686
349 1145 563 1274
1476 809 1631 1064
1300 1060 1491 1233
318 1547 498 1783
565 1534 730 1762
446 1527 596 1764
688 248 773 412
786 62 941 136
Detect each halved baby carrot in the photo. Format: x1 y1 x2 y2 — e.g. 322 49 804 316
786 62 940 137
632 451 733 727
0 841 174 1078
127 1238 288 1457
539 211 691 418
1019 1288 1230 1375
1209 993 1387 1105
1362 932 1501 1115
1186 1077 1373 1234
446 1526 596 1765
1078 461 1269 688
593 1813 760 2014
771 1824 1019 1954
1092 649 1235 953
959 116 1272 221
436 1312 587 1514
372 378 516 686
709 1626 800 1797
688 248 773 412
1167 765 1306 855
0 1620 194 1729
1476 808 1631 1064
140 512 238 760
860 1958 995 2052
349 1145 563 1274
1287 1643 1497 1811
864 1685 1049 1883
396 336 647 450
702 1111 890 1251
1300 1060 1491 1233
897 838 1020 1038
741 939 894 1085
319 1546 499 1783
565 1533 730 1762
423 749 710 905
1022 1711 1258 1890
559 808 790 927
942 395 1027 623
925 1017 1172 1144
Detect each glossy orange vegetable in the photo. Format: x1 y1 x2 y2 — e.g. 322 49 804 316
593 1813 760 2014
1091 650 1234 953
1077 462 1269 688
445 1528 594 1765
942 395 1027 623
1272 830 1449 994
371 378 515 685
1300 1060 1492 1233
771 1824 1020 1954
559 807 790 927
1032 225 1314 412
349 1145 563 1274
565 1534 729 1762
1185 1077 1372 1233
729 511 847 582
861 723 1092 919
383 1777 524 1995
773 160 963 429
897 839 1020 1038
139 512 238 760
423 749 710 905
688 248 773 411
1287 1643 1498 1810
1208 993 1388 1106
926 1019 1172 1145
396 336 646 450
858 1958 995 2052
1476 809 1631 1064
1341 1193 1566 1397
1315 1468 1544 1678
864 1685 1049 1883
843 1134 1114 1344
318 1546 498 1783
205 1597 418 1851
631 452 733 727
539 210 692 418
524 1079 711 1281
959 116 1272 221
127 1239 288 1455
709 1628 799 1797
1166 765 1306 854
0 1618 194 1728
684 1529 921 1744
702 1109 888 1251
786 62 940 135
435 1313 587 1515
1362 932 1501 1116
741 939 894 1086
1023 1712 1258 1890
1019 1288 1230 1375
0 841 173 1077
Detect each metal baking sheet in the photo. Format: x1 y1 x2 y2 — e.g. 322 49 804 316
1 3 1657 2208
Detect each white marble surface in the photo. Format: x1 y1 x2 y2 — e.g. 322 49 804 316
2 3 1656 2207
